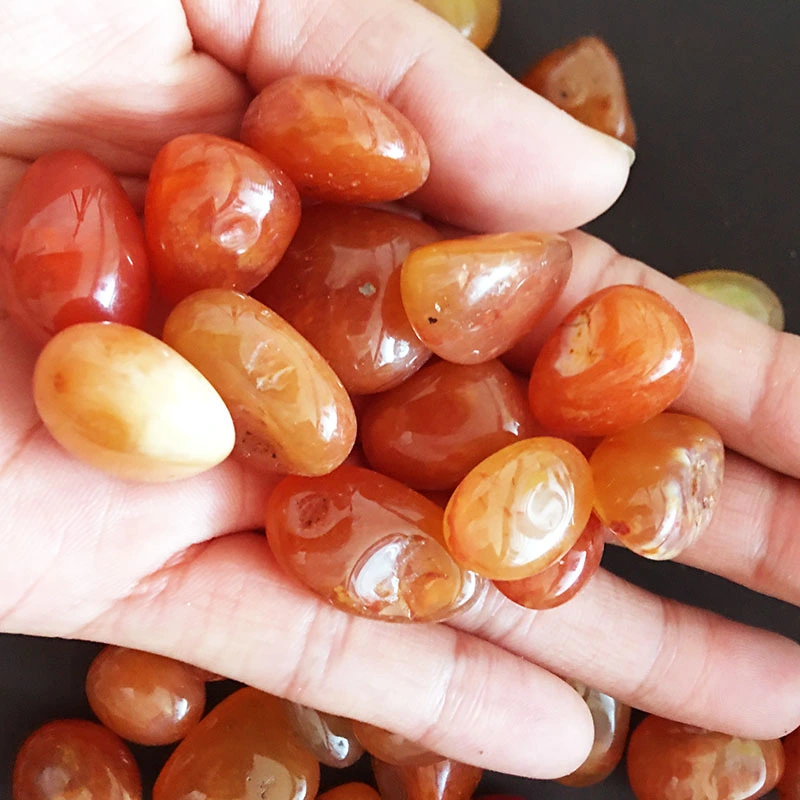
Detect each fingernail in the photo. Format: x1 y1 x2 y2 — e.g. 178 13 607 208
587 126 636 167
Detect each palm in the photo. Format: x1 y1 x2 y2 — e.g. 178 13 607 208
2 0 800 781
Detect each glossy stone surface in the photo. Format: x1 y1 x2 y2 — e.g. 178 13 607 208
522 36 636 147
372 755 483 800
163 289 356 476
253 205 437 394
241 75 430 203
627 716 785 800
494 514 605 609
13 719 141 800
361 359 538 490
414 0 500 49
351 723 440 767
591 413 724 560
154 688 320 800
86 646 206 746
266 465 483 622
778 727 800 799
400 233 572 364
558 683 631 787
33 322 235 482
144 134 300 305
444 438 594 580
0 150 149 344
529 285 695 437
319 784 381 800
677 269 785 330
287 703 365 768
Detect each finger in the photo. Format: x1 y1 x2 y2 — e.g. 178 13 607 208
182 0 634 233
453 568 800 740
672 451 800 606
506 229 800 479
73 532 594 779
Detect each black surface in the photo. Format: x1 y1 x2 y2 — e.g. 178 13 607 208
2 2 799 799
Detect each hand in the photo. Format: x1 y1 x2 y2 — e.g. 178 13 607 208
1 0 798 782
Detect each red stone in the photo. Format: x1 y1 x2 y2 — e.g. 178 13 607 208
145 134 300 305
529 286 695 437
522 36 637 147
0 150 149 343
361 359 538 491
372 755 483 800
241 75 430 203
13 719 141 800
252 205 437 394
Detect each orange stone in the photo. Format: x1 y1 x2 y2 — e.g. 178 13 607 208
351 723 441 767
444 438 594 580
779 727 800 799
252 205 437 394
241 75 430 203
163 289 356 476
0 150 149 344
13 719 141 800
591 413 724 560
85 646 206 746
627 716 784 800
522 36 636 147
33 322 235 482
154 688 320 800
361 359 538 491
372 755 483 800
266 466 483 622
144 134 299 305
287 703 365 768
494 514 605 609
558 683 630 787
319 784 381 800
400 233 572 364
529 285 695 437
414 0 500 49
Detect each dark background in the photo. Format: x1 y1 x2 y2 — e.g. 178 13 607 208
1 1 799 798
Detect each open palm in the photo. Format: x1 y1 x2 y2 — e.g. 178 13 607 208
2 0 800 781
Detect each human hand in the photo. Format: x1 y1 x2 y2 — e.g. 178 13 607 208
1 0 799 782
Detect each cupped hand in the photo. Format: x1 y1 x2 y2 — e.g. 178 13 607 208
2 0 799 782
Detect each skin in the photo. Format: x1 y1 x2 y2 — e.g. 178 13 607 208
1 0 800 783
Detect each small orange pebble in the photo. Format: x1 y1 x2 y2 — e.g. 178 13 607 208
444 438 594 581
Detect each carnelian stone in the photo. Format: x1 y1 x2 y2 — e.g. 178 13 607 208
351 723 441 767
558 683 630 787
163 289 356 476
319 784 381 800
522 36 636 148
444 438 593 581
361 359 538 490
33 322 235 482
778 728 800 799
494 514 605 609
287 703 365 768
0 150 149 344
241 75 430 203
252 205 437 394
266 465 482 622
677 269 785 330
529 285 695 437
627 716 785 800
400 233 572 364
144 134 300 306
414 0 500 49
86 646 206 746
154 688 320 800
591 413 724 560
372 755 483 800
13 719 141 800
